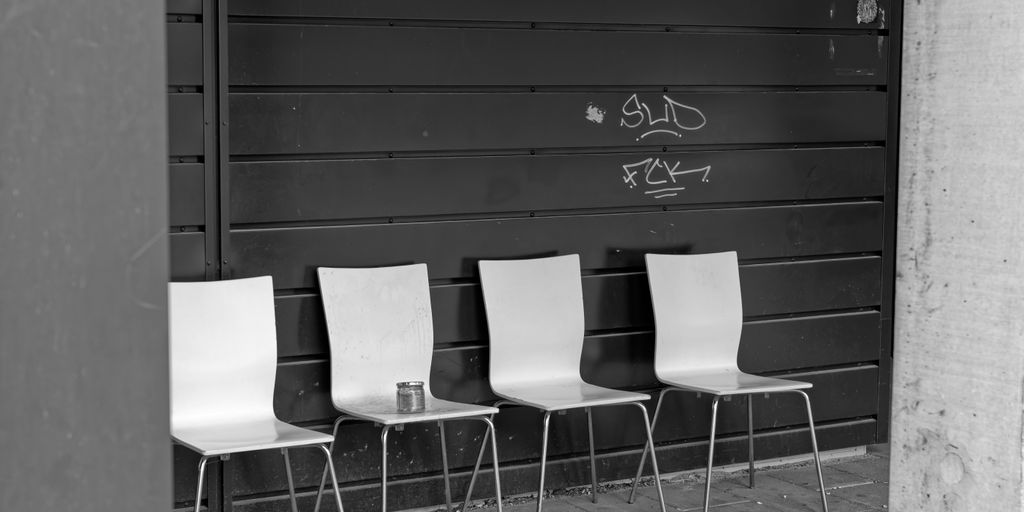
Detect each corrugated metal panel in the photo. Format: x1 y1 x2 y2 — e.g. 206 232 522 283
167 1 899 509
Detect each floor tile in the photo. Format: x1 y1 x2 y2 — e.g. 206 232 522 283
767 464 870 491
829 482 889 510
827 456 889 483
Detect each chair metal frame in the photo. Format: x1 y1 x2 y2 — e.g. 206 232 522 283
466 254 667 512
169 276 345 512
627 252 828 512
313 264 502 512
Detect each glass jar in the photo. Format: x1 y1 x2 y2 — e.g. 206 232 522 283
396 381 425 413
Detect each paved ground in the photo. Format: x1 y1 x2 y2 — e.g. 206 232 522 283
445 446 889 512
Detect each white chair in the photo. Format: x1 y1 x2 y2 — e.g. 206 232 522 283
313 264 503 512
628 251 828 512
467 254 666 512
169 276 345 512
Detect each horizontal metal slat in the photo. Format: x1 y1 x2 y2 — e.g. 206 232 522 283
230 25 887 87
228 0 890 30
168 93 204 156
167 0 201 15
231 147 886 224
169 232 205 281
230 203 884 287
167 23 202 86
169 163 204 226
228 91 888 155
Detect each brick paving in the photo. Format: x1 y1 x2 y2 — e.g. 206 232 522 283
443 446 889 512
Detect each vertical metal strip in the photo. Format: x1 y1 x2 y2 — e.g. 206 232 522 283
877 0 904 444
200 0 220 280
200 0 232 509
216 0 231 280
217 3 234 503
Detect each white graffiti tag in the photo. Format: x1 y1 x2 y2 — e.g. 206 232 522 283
621 158 711 199
620 94 707 141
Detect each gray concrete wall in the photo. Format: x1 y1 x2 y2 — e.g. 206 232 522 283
0 1 171 510
892 2 1024 510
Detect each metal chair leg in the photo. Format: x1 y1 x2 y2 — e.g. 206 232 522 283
632 402 666 512
703 396 721 512
380 425 391 512
439 421 453 512
462 419 490 511
462 415 504 512
796 390 828 512
481 416 504 512
315 416 350 512
536 411 553 512
315 443 346 512
585 407 598 503
194 456 211 512
629 388 670 503
283 449 299 512
747 395 755 489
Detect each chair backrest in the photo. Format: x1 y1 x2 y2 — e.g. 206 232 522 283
317 264 435 406
478 254 586 392
168 276 279 432
645 251 744 376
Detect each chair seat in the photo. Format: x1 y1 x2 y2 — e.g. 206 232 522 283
173 418 334 456
336 395 499 425
657 370 811 396
495 380 650 411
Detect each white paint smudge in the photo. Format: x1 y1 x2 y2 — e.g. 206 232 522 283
856 0 878 24
585 103 606 124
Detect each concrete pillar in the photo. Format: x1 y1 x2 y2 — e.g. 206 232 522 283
0 1 171 511
892 2 1024 510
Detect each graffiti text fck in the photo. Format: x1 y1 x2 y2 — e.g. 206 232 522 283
622 158 711 199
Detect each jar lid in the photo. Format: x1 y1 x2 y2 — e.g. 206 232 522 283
397 381 424 387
